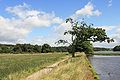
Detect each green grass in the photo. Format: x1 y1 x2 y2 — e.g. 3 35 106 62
0 53 67 80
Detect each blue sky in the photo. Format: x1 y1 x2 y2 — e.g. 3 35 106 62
0 0 120 48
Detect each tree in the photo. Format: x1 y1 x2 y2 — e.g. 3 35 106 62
21 44 34 52
13 44 22 53
113 45 120 51
41 44 51 53
0 45 12 53
56 18 114 57
33 45 41 53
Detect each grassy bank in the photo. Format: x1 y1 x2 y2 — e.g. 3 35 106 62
39 53 99 80
0 53 66 80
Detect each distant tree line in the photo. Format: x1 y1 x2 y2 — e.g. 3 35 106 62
0 43 68 54
94 47 112 51
0 43 112 54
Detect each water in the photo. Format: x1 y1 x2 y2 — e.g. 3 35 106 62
89 55 120 80
94 51 120 54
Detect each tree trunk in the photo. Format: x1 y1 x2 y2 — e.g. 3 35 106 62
72 52 75 57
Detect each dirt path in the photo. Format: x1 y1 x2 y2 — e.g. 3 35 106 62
25 56 70 80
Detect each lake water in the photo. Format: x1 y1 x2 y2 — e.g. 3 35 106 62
94 51 120 54
89 55 120 80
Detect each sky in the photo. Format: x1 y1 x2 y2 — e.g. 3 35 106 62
0 0 120 48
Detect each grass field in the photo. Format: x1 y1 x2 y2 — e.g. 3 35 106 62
39 53 99 80
0 53 67 80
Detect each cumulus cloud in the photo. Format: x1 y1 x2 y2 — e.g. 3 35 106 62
6 3 62 27
112 26 120 42
0 2 118 48
30 36 58 46
51 2 102 46
95 26 115 31
0 3 62 43
72 2 101 19
93 25 120 48
0 16 29 43
54 22 72 45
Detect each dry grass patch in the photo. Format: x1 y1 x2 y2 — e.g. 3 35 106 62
38 53 98 80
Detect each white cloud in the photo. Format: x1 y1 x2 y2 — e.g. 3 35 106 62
0 3 62 44
54 21 72 42
95 26 115 31
54 22 71 35
29 21 72 46
93 42 117 48
30 36 56 46
0 2 102 46
6 3 62 27
0 2 119 48
93 25 120 48
0 16 29 43
112 26 120 42
108 0 112 7
52 2 102 46
72 2 101 19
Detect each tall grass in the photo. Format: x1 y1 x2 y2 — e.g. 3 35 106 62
0 53 66 80
40 53 98 80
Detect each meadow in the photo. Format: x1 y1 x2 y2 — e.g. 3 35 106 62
0 53 66 80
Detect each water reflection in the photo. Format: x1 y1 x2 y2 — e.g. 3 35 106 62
94 51 120 54
89 56 120 80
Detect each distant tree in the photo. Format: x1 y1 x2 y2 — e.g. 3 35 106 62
41 44 51 53
21 44 34 52
94 47 111 51
13 44 22 53
0 44 14 53
33 45 41 53
0 43 42 54
0 46 12 53
113 45 120 51
51 46 68 52
56 18 114 57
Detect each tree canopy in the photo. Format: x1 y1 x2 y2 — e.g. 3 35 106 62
41 44 51 53
57 18 114 57
113 45 120 51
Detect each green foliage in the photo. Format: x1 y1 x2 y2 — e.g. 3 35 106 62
41 44 51 53
94 47 111 51
76 41 93 54
13 44 22 53
68 41 93 55
113 45 120 51
20 44 34 52
65 18 113 43
57 18 113 57
51 46 68 52
33 45 41 52
0 44 68 54
0 45 13 53
0 44 42 54
0 53 66 80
